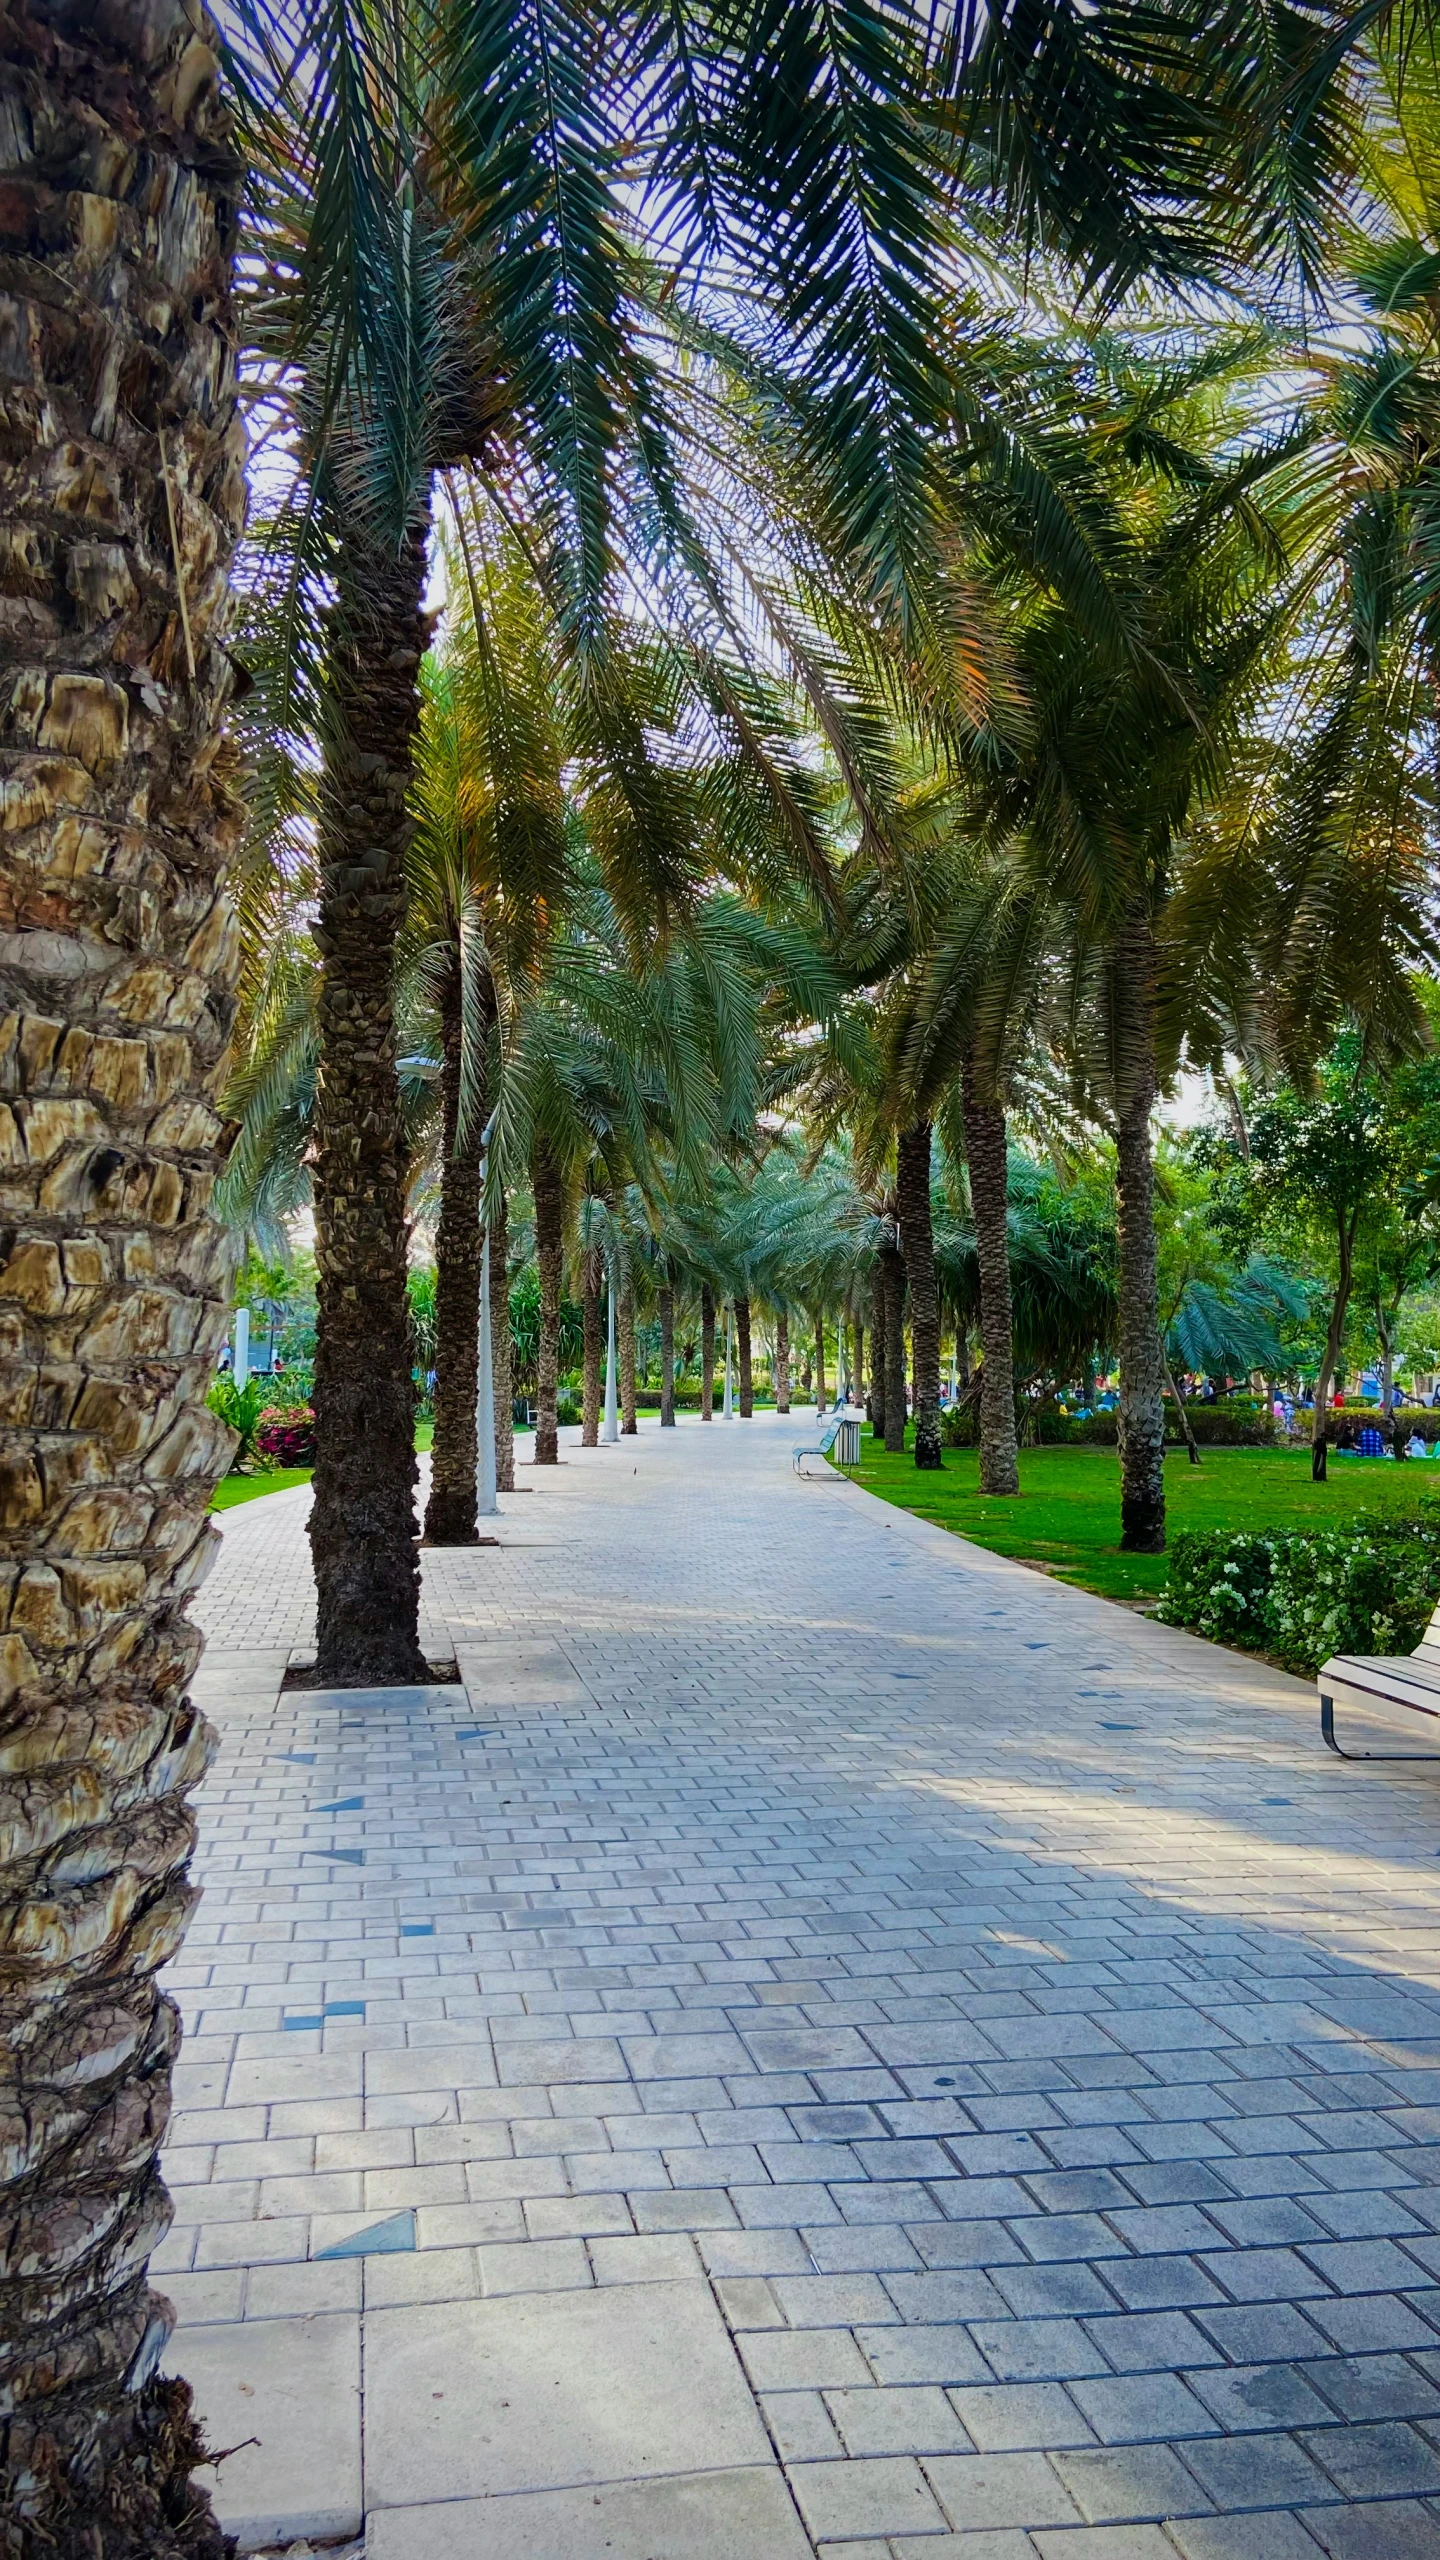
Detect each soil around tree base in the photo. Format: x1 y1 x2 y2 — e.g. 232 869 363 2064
281 1657 461 1690
1 2377 234 2560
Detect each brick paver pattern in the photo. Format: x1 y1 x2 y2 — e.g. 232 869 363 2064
164 1411 1440 2556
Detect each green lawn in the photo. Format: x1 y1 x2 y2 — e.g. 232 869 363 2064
208 1419 435 1513
209 1467 312 1512
842 1436 1440 1606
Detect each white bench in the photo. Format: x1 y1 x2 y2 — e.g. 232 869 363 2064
793 1411 851 1475
1317 1600 1440 1760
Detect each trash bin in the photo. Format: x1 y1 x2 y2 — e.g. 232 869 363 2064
835 1418 861 1466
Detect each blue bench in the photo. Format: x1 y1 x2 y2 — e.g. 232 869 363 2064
793 1411 852 1475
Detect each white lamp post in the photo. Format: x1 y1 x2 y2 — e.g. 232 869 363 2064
233 1304 250 1389
722 1301 734 1417
476 1108 499 1518
602 1272 619 1442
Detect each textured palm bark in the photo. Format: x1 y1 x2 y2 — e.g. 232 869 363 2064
897 1123 942 1470
699 1285 715 1420
658 1285 675 1426
0 1 245 2542
581 1244 601 1447
489 1182 513 1490
735 1296 753 1417
959 1052 1019 1497
422 958 484 1544
1114 916 1165 1552
774 1309 790 1414
869 1265 886 1436
532 1135 562 1465
619 1279 637 1434
881 1237 907 1452
308 528 429 1683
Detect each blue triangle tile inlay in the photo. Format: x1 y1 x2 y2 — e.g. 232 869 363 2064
302 1847 365 1866
315 2208 415 2260
275 1752 316 1764
316 1796 364 1813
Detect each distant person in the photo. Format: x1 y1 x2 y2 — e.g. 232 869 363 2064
1409 1429 1430 1458
1334 1418 1356 1453
1358 1423 1385 1457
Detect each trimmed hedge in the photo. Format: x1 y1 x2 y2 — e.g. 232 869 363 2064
941 1401 1275 1450
1157 1524 1440 1675
256 1404 316 1468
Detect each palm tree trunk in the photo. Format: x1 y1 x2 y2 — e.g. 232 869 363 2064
736 1295 754 1416
853 1316 865 1410
1311 1212 1359 1484
582 1242 602 1447
959 1050 1020 1496
0 3 243 2541
532 1134 562 1464
423 955 485 1543
775 1309 791 1413
815 1317 828 1413
659 1284 676 1425
700 1284 715 1420
870 1263 886 1437
489 1179 514 1490
309 526 430 1682
897 1122 943 1470
882 1235 907 1452
619 1278 638 1433
1114 920 1165 1551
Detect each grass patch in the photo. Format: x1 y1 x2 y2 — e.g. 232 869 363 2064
841 1436 1440 1606
209 1420 436 1513
209 1467 312 1512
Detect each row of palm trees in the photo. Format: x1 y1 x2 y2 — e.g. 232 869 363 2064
7 0 1440 2547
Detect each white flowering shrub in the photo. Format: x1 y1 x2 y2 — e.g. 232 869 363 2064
1158 1525 1440 1674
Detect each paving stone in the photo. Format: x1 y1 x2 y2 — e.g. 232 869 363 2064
922 2449 1082 2530
1175 2428 1337 2509
1301 2502 1440 2558
168 2313 361 2549
1052 2439 1212 2521
1299 2417 1440 2498
366 2280 767 2506
1083 2310 1221 2371
948 2383 1099 2452
365 2464 813 2557
1300 2353 1440 2422
1165 2517 1327 2559
825 2385 970 2456
1066 2372 1219 2445
788 2455 947 2538
1032 2531 1176 2560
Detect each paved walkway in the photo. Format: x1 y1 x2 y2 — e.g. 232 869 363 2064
163 1412 1440 2558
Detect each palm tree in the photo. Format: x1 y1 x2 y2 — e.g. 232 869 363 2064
0 6 248 2543
403 514 567 1537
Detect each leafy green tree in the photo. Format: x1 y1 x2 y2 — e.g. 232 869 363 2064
1205 1040 1440 1474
